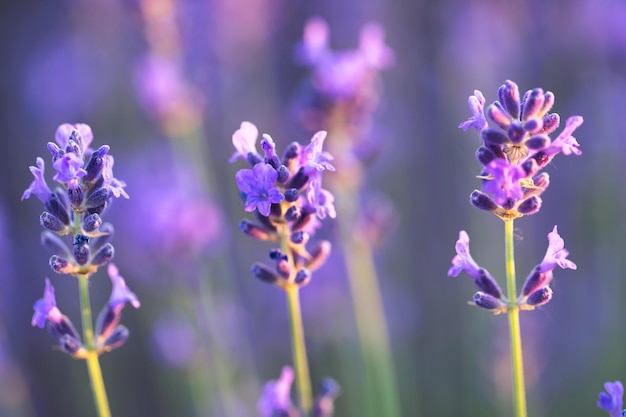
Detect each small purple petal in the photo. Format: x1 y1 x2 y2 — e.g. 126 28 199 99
448 230 480 277
482 159 525 206
598 381 624 417
459 90 488 132
31 278 63 328
108 263 140 310
539 225 577 272
230 121 259 163
22 157 53 202
258 366 295 417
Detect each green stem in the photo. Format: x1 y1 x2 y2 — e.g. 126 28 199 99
504 220 527 417
281 227 312 414
78 274 112 417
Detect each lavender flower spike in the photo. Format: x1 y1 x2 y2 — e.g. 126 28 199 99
258 366 297 417
538 226 577 272
236 163 285 217
598 381 626 417
459 90 488 132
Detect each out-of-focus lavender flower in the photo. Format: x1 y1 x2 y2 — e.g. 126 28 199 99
152 315 197 369
258 366 298 417
231 122 334 289
598 381 626 417
312 378 340 417
460 80 583 220
31 278 62 329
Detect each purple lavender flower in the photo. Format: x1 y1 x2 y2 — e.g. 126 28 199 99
459 90 488 132
459 80 583 219
21 158 53 203
236 163 285 217
54 123 94 154
448 231 504 301
232 122 335 289
258 366 297 417
230 121 260 164
31 278 63 329
598 381 625 417
482 158 526 208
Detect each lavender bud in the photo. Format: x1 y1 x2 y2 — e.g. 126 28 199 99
313 378 341 417
270 202 282 218
49 255 73 274
517 196 542 215
291 230 306 244
473 292 506 310
95 306 117 341
102 325 130 351
73 234 90 265
251 262 279 284
474 268 503 299
287 167 309 190
67 185 84 208
306 240 331 271
83 145 110 183
521 158 539 177
47 314 81 341
526 286 553 307
539 91 555 116
523 117 543 134
269 249 291 279
87 204 106 216
507 121 525 144
486 101 512 129
47 142 64 161
41 231 71 257
284 188 299 203
65 138 81 158
292 206 316 231
498 80 520 119
295 269 310 285
239 219 274 241
525 134 550 151
476 146 497 166
283 142 301 162
276 165 290 184
86 188 110 209
521 88 545 121
91 243 114 267
58 334 86 357
44 194 70 225
521 267 552 297
247 152 263 166
533 172 550 190
285 205 301 222
470 190 498 212
540 113 560 135
254 210 277 232
40 212 67 233
83 213 102 233
481 128 509 145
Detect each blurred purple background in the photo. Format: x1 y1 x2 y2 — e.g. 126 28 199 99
2 0 626 416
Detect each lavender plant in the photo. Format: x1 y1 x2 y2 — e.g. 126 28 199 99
449 80 583 416
295 18 400 417
230 121 337 416
598 381 626 416
23 123 137 417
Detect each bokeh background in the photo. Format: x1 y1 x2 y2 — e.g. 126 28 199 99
1 0 626 416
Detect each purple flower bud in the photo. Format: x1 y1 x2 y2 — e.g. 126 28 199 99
525 134 550 150
307 240 332 271
58 334 86 357
533 172 550 190
291 230 306 244
283 142 301 165
507 121 525 144
470 190 498 212
67 185 84 208
91 243 114 267
287 167 310 190
517 196 542 215
40 212 67 233
86 187 110 209
486 101 511 130
521 267 552 297
239 219 275 241
597 381 624 416
102 325 130 351
521 88 545 121
539 91 555 116
295 269 311 285
481 128 509 145
473 292 506 311
44 194 70 225
459 90 488 132
251 262 279 284
284 188 300 203
474 268 503 299
90 223 114 253
540 113 560 135
285 205 301 222
523 117 543 134
73 234 90 265
83 213 102 233
41 231 71 257
276 165 290 184
49 255 73 274
525 286 552 307
498 80 520 119
269 249 291 279
47 142 64 161
83 145 110 183
292 205 316 232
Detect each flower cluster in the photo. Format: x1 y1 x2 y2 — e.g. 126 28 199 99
231 121 335 289
23 123 138 356
258 366 340 417
598 381 626 417
460 80 583 220
295 17 394 137
448 226 576 313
